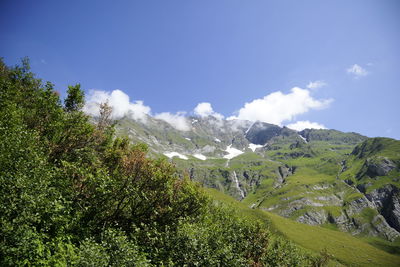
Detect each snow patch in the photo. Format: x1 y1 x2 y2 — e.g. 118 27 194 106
245 121 255 134
185 137 191 141
298 134 308 143
191 119 198 124
193 154 207 160
223 145 244 159
214 138 221 143
164 152 188 160
248 143 263 152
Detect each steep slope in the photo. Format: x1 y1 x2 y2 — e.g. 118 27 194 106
340 138 400 236
116 115 252 158
115 116 400 242
206 188 400 267
243 135 400 241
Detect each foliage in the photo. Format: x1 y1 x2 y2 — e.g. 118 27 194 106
64 84 85 112
0 58 324 266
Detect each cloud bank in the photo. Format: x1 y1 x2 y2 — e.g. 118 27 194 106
154 112 190 131
228 87 332 126
84 89 151 121
84 89 191 131
286 120 326 131
194 102 224 120
84 86 331 132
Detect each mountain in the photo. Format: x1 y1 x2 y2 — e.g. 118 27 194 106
115 115 400 242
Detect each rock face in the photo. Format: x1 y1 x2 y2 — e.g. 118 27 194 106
370 215 400 241
346 196 376 217
366 185 400 232
297 210 328 225
275 165 295 185
365 157 396 177
245 122 297 145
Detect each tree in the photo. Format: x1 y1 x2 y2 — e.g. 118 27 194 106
64 84 84 112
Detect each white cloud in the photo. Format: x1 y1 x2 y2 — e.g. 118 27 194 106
307 80 327 90
83 89 151 121
194 102 224 120
347 64 368 78
154 112 190 131
228 87 332 126
286 120 326 131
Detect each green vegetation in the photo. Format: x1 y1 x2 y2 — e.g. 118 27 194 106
340 137 400 193
206 188 400 267
0 58 325 266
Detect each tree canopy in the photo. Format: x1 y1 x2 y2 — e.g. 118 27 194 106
0 58 324 266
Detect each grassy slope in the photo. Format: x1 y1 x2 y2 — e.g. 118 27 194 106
205 188 400 267
340 137 400 193
240 141 361 220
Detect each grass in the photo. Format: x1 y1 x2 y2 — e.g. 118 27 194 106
362 237 400 255
205 188 400 267
340 138 400 192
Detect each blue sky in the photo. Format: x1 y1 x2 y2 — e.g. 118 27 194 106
1 0 399 138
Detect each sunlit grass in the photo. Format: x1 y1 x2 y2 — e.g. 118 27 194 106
205 188 400 267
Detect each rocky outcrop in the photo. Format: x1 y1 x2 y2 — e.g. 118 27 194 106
370 215 400 241
275 165 296 185
277 198 324 217
345 196 376 216
297 210 328 225
365 157 396 177
329 212 358 233
245 122 297 145
275 191 400 241
366 185 400 232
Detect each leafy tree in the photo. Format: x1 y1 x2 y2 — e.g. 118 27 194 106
64 84 85 112
0 58 325 266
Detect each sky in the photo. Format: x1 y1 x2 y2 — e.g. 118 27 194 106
1 0 399 138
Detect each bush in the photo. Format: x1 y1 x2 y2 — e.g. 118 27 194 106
0 58 324 266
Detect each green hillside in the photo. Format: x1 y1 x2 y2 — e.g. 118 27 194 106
206 188 400 267
160 129 400 243
340 137 400 193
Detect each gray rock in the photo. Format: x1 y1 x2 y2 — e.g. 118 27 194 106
370 215 400 241
346 196 376 217
297 210 328 225
199 145 216 154
330 212 357 233
366 185 400 232
314 195 343 206
279 198 323 217
366 157 396 177
275 165 296 185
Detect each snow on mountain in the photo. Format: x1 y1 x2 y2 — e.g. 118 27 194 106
164 152 188 160
193 154 207 160
248 143 263 152
223 145 244 159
